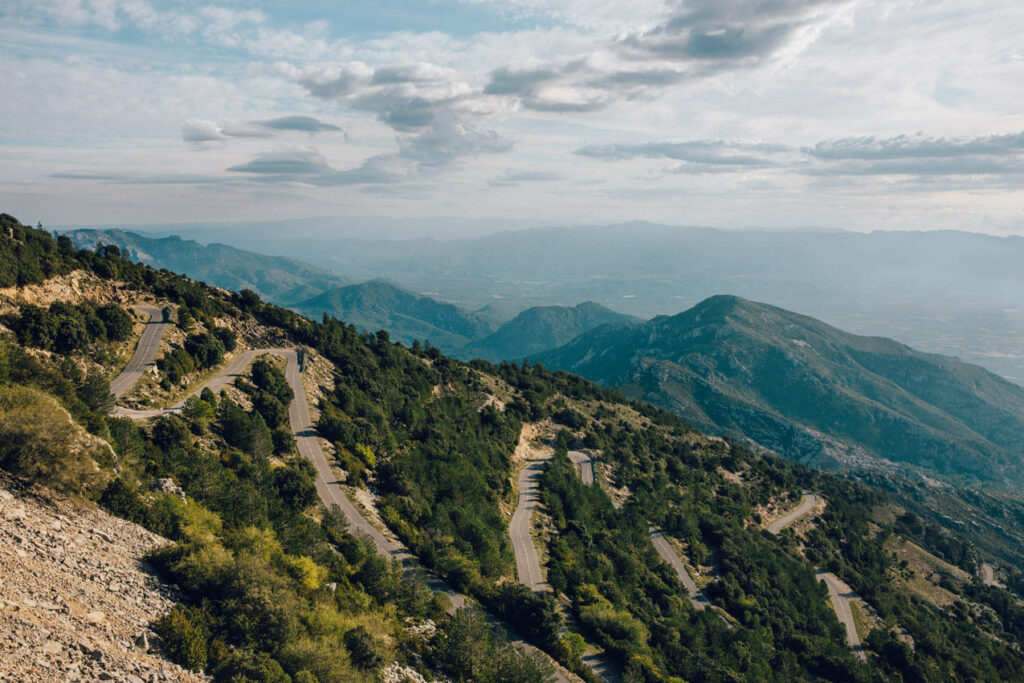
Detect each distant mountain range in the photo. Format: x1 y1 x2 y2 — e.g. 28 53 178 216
64 229 638 358
66 229 347 305
291 280 497 350
180 223 1024 384
459 301 640 362
536 295 1024 487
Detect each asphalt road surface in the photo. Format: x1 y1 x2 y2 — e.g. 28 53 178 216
109 306 171 399
511 457 552 591
768 493 817 534
649 529 711 611
817 570 866 659
567 451 594 486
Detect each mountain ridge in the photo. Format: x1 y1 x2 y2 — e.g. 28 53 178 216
291 279 497 350
536 294 1024 486
65 228 348 305
458 300 641 362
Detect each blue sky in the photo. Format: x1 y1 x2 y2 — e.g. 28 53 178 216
1 0 1023 235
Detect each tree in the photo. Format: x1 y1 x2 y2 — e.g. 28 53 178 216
254 392 287 429
491 582 564 650
185 332 225 369
272 460 317 511
212 326 237 352
77 370 114 413
217 398 253 450
97 304 133 342
251 411 274 460
343 626 382 670
153 414 190 450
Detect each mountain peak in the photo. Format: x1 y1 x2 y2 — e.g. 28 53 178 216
538 296 1024 486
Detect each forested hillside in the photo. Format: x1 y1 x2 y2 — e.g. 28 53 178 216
66 228 348 305
458 301 640 363
4 213 1024 682
292 279 496 350
537 295 1024 487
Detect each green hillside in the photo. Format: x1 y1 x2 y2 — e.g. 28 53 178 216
459 301 640 363
291 280 496 350
5 215 1024 682
536 295 1024 486
66 228 347 304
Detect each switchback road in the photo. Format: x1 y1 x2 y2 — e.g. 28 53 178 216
567 451 594 486
116 346 576 681
649 530 712 611
768 494 865 659
768 493 817 534
511 456 552 592
109 306 171 399
817 570 866 659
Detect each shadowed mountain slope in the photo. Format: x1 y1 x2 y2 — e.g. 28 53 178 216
291 280 497 350
537 295 1024 486
459 301 640 362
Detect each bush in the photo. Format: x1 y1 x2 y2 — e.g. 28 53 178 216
343 626 382 670
0 385 109 496
184 332 225 369
154 605 209 671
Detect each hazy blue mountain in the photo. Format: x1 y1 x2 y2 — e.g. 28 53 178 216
203 224 1024 384
536 295 1024 486
459 301 641 362
65 228 346 304
291 280 496 350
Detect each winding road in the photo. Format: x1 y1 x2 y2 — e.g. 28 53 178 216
816 571 866 658
109 306 172 399
564 451 712 613
110 345 577 681
768 492 818 534
511 455 554 592
768 494 865 659
567 451 594 486
507 441 621 681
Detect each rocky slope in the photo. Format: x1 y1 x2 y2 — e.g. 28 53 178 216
0 472 205 683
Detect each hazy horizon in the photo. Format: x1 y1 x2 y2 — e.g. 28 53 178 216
50 216 1024 244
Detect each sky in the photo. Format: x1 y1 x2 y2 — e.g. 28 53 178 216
1 0 1023 236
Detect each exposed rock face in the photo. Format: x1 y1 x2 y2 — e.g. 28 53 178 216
0 270 138 314
0 474 206 682
148 479 186 502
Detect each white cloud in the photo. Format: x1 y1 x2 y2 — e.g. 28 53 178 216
2 0 1023 231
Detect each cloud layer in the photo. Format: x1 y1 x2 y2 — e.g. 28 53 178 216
3 0 1024 232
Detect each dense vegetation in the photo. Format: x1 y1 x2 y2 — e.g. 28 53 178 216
158 326 237 386
4 214 1024 681
0 217 550 682
3 301 133 354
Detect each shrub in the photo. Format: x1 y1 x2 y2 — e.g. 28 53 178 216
154 605 209 671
